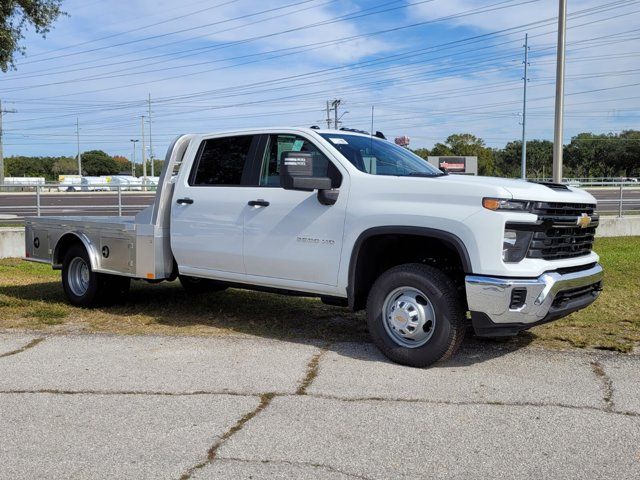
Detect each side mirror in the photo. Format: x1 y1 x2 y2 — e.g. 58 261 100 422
279 151 339 205
280 151 330 191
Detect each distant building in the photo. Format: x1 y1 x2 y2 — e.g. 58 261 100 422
427 156 478 175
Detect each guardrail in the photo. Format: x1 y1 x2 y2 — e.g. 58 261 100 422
0 181 638 218
570 181 639 217
0 183 156 218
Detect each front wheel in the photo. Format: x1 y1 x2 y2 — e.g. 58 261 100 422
366 264 465 368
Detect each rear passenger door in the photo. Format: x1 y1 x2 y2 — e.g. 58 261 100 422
171 134 259 278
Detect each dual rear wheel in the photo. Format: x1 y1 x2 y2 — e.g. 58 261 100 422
61 245 227 307
62 245 130 307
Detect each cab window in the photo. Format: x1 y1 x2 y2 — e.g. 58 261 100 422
190 135 255 186
259 134 342 188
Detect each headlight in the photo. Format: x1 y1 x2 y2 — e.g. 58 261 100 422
502 229 533 263
483 198 531 211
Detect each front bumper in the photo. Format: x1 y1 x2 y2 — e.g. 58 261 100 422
465 263 603 337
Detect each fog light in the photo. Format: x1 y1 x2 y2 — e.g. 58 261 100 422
502 229 533 263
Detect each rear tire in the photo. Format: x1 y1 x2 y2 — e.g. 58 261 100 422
366 263 465 368
179 275 228 294
61 244 130 307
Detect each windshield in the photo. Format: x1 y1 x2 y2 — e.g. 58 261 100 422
319 133 442 177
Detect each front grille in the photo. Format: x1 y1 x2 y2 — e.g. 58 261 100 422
531 202 596 217
525 202 598 260
528 226 597 260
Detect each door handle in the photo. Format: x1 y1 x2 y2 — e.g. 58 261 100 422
176 197 194 205
248 199 270 207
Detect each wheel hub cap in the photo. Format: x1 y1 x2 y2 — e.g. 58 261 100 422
382 287 436 348
68 257 90 297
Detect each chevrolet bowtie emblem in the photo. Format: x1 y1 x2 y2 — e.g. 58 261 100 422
577 213 592 229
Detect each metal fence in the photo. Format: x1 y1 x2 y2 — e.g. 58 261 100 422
0 183 155 219
0 180 638 219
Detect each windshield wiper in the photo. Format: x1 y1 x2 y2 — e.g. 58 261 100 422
405 172 446 177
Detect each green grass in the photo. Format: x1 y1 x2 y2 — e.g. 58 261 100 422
534 236 640 352
0 237 638 352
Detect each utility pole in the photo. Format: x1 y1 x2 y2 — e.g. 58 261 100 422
130 139 139 176
325 101 332 129
76 117 82 176
332 99 342 130
521 33 529 180
141 116 147 181
552 0 567 183
0 100 17 184
148 94 154 177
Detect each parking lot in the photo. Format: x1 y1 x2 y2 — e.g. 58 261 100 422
1 332 638 479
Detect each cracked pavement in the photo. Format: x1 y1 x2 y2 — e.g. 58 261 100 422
0 333 638 479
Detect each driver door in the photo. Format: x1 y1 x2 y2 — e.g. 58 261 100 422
242 133 348 289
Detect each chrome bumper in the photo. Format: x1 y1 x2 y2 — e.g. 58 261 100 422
465 263 603 326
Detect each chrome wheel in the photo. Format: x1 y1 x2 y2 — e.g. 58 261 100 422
382 286 436 348
68 257 90 297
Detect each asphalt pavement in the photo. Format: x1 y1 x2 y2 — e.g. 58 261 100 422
0 188 639 219
0 332 638 479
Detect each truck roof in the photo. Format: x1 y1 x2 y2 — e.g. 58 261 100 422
194 127 386 141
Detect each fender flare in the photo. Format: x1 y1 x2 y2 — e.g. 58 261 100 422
53 231 101 271
347 226 473 309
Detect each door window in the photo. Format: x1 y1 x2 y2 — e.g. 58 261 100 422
259 134 341 188
189 135 255 186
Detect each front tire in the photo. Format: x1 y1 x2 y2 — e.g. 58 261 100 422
366 263 465 368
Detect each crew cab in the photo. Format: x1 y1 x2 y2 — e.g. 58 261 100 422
24 128 603 367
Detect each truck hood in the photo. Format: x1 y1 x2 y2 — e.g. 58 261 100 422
435 175 597 204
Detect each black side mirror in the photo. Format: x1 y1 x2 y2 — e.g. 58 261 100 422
280 151 332 191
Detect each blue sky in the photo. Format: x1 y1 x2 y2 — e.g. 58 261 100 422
1 0 639 159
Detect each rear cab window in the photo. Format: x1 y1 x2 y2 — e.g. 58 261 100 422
189 135 257 186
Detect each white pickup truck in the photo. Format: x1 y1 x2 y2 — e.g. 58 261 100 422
24 127 603 367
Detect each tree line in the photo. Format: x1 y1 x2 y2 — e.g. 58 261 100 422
4 150 163 180
413 130 640 178
4 130 639 181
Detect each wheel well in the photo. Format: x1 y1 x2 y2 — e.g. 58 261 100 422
53 234 85 269
348 231 470 311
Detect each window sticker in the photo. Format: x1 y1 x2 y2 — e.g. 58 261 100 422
329 137 348 145
292 139 305 151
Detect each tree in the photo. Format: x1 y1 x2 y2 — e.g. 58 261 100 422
51 156 77 176
112 155 132 174
496 140 553 178
434 133 496 176
412 148 430 160
80 150 118 176
5 155 51 178
430 143 453 156
0 0 65 72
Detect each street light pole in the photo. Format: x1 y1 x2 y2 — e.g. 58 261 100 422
0 100 17 184
76 117 82 176
130 139 139 177
552 0 567 183
521 33 529 180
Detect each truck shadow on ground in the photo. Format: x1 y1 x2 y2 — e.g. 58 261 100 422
1 280 534 367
